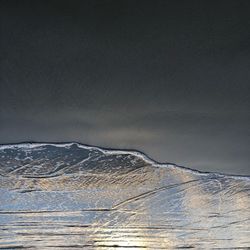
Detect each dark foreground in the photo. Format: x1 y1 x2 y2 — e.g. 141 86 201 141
0 143 249 249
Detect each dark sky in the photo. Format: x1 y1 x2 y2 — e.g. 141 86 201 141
1 0 250 175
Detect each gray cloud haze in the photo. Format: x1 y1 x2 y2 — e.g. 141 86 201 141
1 0 250 175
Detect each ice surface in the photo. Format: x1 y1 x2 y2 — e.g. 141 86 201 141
0 143 249 249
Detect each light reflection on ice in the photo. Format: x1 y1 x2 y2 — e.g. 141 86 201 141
0 143 249 249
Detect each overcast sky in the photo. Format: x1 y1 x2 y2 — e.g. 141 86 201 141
1 0 250 175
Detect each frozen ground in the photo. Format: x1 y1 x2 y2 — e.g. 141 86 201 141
0 143 249 249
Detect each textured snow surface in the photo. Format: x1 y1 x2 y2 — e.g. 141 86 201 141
0 143 250 249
